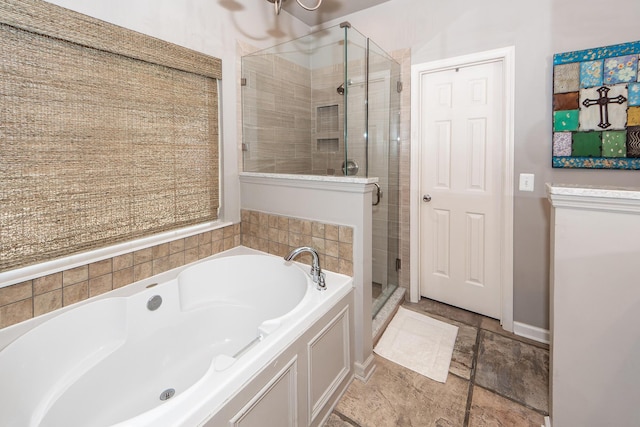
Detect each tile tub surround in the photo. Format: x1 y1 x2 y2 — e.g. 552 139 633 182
0 211 356 331
0 224 241 329
240 209 354 277
330 298 549 427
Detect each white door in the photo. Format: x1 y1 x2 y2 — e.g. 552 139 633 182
419 60 504 319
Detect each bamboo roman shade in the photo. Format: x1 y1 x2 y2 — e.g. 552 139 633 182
0 0 222 272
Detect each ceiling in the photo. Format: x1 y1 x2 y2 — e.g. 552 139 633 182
280 0 392 26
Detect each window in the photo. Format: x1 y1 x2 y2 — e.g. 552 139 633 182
0 0 222 272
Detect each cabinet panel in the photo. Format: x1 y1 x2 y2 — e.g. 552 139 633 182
229 357 298 427
307 306 350 424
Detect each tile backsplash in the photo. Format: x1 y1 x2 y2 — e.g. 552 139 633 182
0 212 353 330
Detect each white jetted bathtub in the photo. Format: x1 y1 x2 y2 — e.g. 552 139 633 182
0 246 354 427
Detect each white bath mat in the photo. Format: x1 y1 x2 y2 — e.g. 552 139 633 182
374 306 458 383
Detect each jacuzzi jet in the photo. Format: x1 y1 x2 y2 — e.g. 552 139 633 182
159 388 175 401
147 295 162 311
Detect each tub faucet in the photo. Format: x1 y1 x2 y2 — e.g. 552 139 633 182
284 247 326 291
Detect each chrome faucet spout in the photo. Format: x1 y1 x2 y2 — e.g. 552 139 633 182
284 246 326 291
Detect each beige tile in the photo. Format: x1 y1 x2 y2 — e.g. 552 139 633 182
240 209 250 224
89 274 113 297
223 237 235 251
113 267 134 289
169 252 185 270
134 247 153 265
336 355 468 427
268 214 278 228
89 259 112 278
268 227 278 242
63 265 88 287
169 238 185 254
289 232 303 247
338 225 353 243
312 221 325 238
0 281 33 306
113 253 134 271
212 239 224 254
469 386 545 427
338 259 352 276
325 256 339 273
278 216 289 230
325 239 339 257
153 256 170 275
289 218 302 234
325 224 339 241
300 220 312 235
63 281 88 306
134 261 153 282
475 330 549 414
33 273 62 295
258 212 269 228
199 243 213 259
338 242 353 261
152 243 169 259
184 235 199 250
223 224 234 238
211 228 224 242
198 231 212 246
0 299 33 328
249 210 259 225
185 247 199 264
311 237 325 253
34 290 63 316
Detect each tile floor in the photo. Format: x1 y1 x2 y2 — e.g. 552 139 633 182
326 298 549 427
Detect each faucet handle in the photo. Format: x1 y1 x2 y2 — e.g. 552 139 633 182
316 272 326 291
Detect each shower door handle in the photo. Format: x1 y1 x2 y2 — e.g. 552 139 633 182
423 194 432 202
373 183 382 206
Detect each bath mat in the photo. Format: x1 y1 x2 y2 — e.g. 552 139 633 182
374 306 458 383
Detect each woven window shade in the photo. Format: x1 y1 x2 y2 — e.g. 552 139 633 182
0 0 222 272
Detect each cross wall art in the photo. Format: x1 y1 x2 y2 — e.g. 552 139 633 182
553 40 640 169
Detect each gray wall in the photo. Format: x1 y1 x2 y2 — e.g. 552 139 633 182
323 0 640 329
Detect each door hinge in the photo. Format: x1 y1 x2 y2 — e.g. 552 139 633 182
395 258 401 271
241 77 247 86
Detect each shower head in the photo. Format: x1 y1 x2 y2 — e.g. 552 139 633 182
337 83 345 95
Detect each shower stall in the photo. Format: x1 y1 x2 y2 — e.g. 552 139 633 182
241 23 401 318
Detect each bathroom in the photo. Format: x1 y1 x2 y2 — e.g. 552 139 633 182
1 0 640 426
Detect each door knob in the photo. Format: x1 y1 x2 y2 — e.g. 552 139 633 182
423 194 432 202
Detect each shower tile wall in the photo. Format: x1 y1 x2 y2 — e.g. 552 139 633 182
242 54 312 174
310 63 347 175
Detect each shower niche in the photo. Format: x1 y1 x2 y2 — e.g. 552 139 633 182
241 23 401 318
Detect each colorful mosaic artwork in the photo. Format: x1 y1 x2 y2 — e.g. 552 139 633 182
553 41 640 169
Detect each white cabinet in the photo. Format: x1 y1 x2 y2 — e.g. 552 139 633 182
548 184 640 427
203 290 354 427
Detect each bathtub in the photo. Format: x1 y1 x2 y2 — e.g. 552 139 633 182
0 246 354 426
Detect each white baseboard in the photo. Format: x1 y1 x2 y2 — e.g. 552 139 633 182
354 354 376 383
544 415 551 427
513 321 550 344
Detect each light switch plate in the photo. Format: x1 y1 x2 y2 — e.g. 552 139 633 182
519 173 535 192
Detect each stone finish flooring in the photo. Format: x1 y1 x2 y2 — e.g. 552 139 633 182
327 298 549 427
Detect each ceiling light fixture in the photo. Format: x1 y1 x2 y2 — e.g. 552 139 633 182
266 0 323 15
